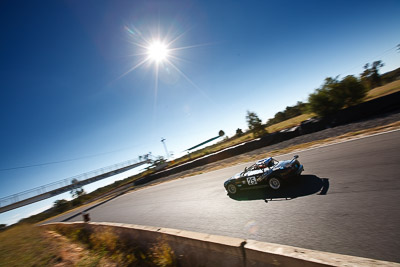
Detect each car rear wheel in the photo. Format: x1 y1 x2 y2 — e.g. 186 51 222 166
268 177 281 190
227 183 237 195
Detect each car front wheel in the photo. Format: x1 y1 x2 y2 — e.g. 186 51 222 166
268 177 281 190
227 183 237 195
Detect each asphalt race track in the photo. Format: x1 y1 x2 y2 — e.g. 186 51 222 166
48 130 400 263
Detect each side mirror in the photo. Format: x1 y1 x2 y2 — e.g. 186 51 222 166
294 155 299 159
244 167 248 172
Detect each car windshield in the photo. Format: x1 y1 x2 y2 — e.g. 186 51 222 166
243 158 278 174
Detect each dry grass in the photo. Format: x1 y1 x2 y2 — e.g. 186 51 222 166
365 80 400 101
265 113 313 132
149 238 177 267
0 224 59 266
0 223 121 267
46 230 116 267
49 224 177 267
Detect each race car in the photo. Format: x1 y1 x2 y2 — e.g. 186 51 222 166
224 155 304 195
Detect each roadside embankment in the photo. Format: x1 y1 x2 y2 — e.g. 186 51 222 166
42 222 400 267
135 91 400 187
134 111 400 188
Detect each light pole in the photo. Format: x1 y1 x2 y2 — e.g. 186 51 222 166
161 138 170 159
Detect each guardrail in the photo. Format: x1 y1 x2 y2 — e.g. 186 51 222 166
41 222 400 267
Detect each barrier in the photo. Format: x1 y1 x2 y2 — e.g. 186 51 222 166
135 91 400 186
41 222 400 267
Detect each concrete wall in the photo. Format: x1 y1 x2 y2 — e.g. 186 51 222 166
41 222 399 267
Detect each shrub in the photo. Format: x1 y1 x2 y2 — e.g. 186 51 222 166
308 75 366 117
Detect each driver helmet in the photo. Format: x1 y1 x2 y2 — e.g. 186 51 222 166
258 157 272 168
263 157 273 167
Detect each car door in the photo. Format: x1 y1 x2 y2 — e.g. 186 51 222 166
245 170 262 187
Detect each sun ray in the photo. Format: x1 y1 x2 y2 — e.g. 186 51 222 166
166 29 190 47
168 43 214 51
126 52 149 57
121 24 216 114
153 63 159 119
166 54 192 64
126 40 149 50
165 59 212 101
118 57 150 80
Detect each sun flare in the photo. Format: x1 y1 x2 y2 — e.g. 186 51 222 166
147 41 169 62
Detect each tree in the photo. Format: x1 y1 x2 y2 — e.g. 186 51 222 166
308 75 366 117
53 199 71 213
149 156 166 169
70 178 86 199
218 130 225 137
360 60 384 89
236 128 243 136
246 111 266 137
339 75 367 106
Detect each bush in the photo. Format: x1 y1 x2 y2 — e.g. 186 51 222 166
52 225 177 267
308 75 366 117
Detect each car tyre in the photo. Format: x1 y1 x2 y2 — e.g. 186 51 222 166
268 177 281 190
227 183 237 195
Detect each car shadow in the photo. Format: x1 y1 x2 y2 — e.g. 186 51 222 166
228 175 329 202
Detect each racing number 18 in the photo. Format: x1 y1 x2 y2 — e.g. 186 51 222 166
247 177 257 185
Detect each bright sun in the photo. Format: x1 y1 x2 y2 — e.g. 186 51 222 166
147 41 169 62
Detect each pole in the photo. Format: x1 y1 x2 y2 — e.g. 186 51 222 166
161 138 170 159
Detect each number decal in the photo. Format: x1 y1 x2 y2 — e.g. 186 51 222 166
247 176 257 185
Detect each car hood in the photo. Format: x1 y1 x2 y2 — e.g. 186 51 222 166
229 169 264 180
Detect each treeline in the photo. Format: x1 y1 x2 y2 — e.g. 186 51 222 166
266 60 398 124
266 102 307 126
243 61 399 137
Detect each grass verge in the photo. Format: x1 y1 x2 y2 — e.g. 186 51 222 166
0 223 177 267
0 224 59 266
265 113 313 133
365 80 400 101
49 224 176 267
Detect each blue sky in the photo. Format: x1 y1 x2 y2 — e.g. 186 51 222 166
1 0 399 225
